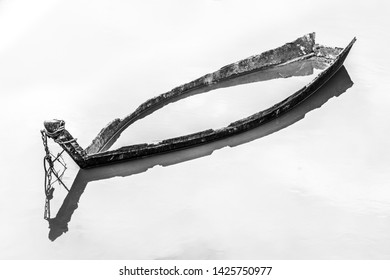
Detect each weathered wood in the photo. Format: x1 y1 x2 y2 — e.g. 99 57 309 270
85 33 317 154
43 120 88 168
42 33 356 169
47 66 355 241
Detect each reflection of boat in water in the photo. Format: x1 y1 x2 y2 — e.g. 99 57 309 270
48 65 354 241
42 33 356 169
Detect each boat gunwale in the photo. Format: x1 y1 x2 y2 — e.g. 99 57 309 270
42 34 356 169
86 33 317 154
84 37 356 165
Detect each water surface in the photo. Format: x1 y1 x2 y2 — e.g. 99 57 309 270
1 0 390 259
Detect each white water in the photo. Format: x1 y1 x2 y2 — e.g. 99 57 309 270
1 0 390 259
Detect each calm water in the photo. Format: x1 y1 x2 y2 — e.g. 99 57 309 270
1 0 390 259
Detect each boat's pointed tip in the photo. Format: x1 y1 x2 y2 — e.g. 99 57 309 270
349 37 357 47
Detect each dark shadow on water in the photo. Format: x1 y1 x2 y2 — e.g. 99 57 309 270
48 66 353 241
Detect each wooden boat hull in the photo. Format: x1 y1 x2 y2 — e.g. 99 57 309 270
43 33 356 169
47 65 355 241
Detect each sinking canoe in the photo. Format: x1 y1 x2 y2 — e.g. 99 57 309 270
42 33 356 169
47 66 355 241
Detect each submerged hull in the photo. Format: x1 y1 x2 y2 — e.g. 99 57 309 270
42 33 356 169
